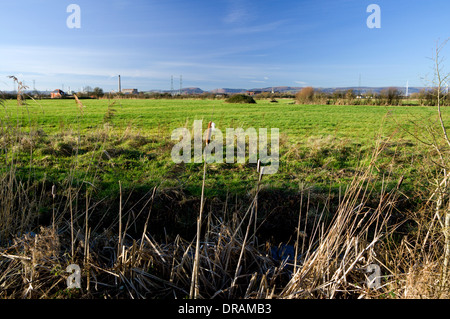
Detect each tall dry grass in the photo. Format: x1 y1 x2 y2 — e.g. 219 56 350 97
0 130 433 299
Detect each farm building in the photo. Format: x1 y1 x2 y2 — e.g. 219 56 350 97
122 89 138 94
246 90 262 96
215 93 228 98
51 89 66 98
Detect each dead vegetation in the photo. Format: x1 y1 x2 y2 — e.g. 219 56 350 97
0 134 448 299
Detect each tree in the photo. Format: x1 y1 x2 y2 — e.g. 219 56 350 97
431 39 450 286
419 39 450 287
295 87 315 104
345 89 356 100
379 87 402 105
93 87 104 98
85 86 93 93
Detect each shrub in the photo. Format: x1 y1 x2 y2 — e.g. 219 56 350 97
225 94 256 104
378 87 403 106
295 87 315 104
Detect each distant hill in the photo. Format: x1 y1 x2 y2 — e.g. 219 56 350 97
317 87 424 95
249 86 303 93
181 87 204 94
208 86 425 95
209 87 303 94
210 88 247 94
1 86 426 96
144 87 204 94
246 86 425 94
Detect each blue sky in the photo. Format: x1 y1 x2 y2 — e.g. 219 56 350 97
1 0 450 92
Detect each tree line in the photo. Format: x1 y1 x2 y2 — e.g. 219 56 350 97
295 86 450 106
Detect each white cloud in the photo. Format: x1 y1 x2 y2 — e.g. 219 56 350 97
0 45 147 77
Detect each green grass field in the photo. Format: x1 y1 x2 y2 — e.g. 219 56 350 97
1 97 444 198
3 97 439 139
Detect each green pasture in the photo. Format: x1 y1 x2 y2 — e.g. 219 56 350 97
0 98 447 198
2 98 440 141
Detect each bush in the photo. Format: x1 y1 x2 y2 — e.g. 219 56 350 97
378 87 403 106
225 94 256 104
415 88 450 106
295 87 315 104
